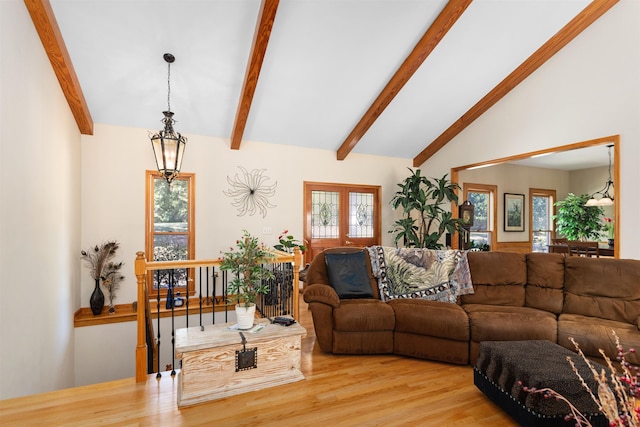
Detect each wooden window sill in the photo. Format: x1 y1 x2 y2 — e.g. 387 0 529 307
74 298 230 328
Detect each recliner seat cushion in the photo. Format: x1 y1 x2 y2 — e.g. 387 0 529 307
558 313 640 366
333 299 395 332
389 299 469 341
331 299 395 354
464 304 557 342
394 333 469 365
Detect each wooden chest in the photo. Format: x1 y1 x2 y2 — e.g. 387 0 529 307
175 319 306 407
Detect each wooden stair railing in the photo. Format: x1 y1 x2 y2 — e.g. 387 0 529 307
134 248 302 383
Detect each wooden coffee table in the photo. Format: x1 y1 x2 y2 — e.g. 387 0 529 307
175 318 306 407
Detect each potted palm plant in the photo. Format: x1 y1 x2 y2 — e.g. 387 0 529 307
220 230 275 329
389 169 466 249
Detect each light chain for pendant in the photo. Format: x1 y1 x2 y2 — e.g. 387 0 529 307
167 61 171 113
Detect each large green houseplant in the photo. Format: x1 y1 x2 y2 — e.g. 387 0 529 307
553 193 604 241
220 230 275 328
389 169 465 249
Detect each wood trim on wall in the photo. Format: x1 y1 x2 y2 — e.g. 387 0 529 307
451 135 620 257
230 0 280 150
336 0 472 160
24 0 94 134
493 241 531 254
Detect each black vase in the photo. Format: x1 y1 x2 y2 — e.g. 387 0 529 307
166 285 174 309
90 278 105 315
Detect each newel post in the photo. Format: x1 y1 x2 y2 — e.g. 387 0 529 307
293 246 302 321
135 251 147 383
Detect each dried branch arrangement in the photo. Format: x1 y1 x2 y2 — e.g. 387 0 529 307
81 241 124 311
81 241 119 280
522 331 640 427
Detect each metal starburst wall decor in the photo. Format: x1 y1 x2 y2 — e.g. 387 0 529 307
223 167 277 218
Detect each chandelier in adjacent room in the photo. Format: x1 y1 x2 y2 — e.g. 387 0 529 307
585 144 614 207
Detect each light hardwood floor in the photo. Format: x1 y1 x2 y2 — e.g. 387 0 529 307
0 300 517 426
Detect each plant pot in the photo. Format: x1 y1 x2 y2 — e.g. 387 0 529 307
608 238 614 247
235 303 256 329
90 278 104 316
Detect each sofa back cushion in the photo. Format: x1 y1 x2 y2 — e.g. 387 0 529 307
526 253 565 314
306 247 380 299
564 257 640 324
461 251 526 306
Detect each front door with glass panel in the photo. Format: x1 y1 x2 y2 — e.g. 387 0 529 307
303 182 381 264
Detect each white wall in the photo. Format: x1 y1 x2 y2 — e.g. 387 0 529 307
0 1 81 399
74 311 232 386
79 124 411 306
75 124 411 385
419 0 640 259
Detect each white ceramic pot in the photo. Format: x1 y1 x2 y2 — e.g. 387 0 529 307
235 303 256 329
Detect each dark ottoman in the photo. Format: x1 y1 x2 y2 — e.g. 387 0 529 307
474 340 608 427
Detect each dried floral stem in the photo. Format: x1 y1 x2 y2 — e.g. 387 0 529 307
566 355 603 413
520 384 593 427
523 331 640 427
81 241 119 280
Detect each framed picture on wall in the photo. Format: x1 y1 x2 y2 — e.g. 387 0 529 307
504 193 525 232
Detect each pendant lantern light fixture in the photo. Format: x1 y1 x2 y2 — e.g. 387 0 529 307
585 144 614 207
149 53 187 183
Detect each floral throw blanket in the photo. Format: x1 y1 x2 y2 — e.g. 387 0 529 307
368 246 474 303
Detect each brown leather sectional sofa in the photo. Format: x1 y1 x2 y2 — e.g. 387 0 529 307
303 248 640 366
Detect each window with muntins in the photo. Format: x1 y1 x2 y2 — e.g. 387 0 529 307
463 183 497 250
530 189 555 253
146 171 195 297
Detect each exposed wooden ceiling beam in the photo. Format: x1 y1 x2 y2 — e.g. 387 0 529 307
412 0 619 167
230 0 280 150
336 0 472 161
24 0 93 135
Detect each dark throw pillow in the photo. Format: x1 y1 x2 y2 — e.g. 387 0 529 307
324 250 373 299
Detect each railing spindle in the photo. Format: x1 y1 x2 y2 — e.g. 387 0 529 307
155 270 162 378
169 270 176 377
198 268 203 329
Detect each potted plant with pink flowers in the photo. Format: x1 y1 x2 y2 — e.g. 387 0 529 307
603 217 615 246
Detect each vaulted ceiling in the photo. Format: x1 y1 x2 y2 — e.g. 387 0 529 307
26 0 617 166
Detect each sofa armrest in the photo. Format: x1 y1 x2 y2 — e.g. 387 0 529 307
303 284 341 308
636 315 640 331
